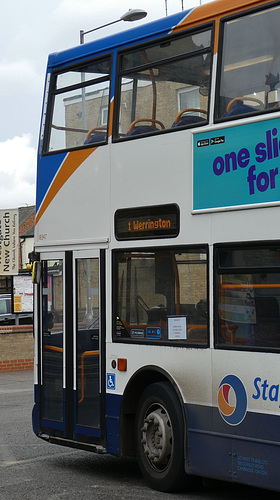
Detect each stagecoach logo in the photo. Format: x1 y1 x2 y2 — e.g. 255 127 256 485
218 375 247 426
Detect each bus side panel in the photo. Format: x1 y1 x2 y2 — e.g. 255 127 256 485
186 403 232 481
187 404 280 490
186 349 280 490
36 147 110 245
105 393 122 454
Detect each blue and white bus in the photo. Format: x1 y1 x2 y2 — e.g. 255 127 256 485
32 0 280 492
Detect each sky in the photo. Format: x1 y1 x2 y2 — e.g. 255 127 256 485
0 0 214 210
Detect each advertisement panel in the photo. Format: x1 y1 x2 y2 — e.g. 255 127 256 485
0 209 19 275
193 118 280 211
13 275 33 313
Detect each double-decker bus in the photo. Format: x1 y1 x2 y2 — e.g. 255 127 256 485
32 0 280 492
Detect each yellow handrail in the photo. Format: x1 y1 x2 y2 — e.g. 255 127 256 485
78 350 99 404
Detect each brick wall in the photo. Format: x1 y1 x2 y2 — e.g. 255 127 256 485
20 211 35 235
19 206 35 269
0 325 34 373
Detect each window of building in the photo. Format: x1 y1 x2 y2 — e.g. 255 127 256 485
113 247 208 346
100 106 108 126
215 244 280 349
217 5 280 120
0 277 12 294
116 28 212 139
45 57 111 153
178 86 200 113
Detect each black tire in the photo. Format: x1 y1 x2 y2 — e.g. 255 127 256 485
135 382 186 492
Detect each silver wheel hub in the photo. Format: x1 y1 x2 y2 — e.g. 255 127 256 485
141 406 173 469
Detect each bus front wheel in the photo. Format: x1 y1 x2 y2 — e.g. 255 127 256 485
135 382 186 492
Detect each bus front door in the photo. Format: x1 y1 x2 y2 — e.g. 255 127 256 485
74 250 103 441
39 250 104 444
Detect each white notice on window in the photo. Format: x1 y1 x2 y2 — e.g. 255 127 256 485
168 316 187 340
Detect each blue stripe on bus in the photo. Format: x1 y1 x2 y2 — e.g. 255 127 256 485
186 403 280 443
36 152 67 213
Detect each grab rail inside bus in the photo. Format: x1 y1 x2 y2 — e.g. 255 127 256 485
78 350 99 404
219 324 248 345
51 123 89 134
51 123 107 144
221 283 280 289
44 345 63 353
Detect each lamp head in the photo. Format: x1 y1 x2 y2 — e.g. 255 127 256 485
120 9 147 22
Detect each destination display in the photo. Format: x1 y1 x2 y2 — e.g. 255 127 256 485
115 204 179 240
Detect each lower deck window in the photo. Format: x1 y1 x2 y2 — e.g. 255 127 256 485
216 245 280 349
113 247 208 345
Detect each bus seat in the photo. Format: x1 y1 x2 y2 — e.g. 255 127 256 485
253 296 280 347
127 125 159 136
172 108 207 128
255 296 279 319
172 115 206 127
225 97 264 117
84 133 106 144
147 306 167 323
127 118 165 136
84 127 107 144
226 104 256 117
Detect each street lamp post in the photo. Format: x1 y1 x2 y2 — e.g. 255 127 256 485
80 9 147 44
79 9 147 323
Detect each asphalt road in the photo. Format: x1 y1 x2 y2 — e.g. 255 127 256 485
0 370 277 500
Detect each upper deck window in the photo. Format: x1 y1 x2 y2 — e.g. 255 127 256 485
116 28 212 139
45 57 111 153
217 5 280 120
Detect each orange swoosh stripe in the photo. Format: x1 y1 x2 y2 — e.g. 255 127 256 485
36 147 96 225
108 97 114 138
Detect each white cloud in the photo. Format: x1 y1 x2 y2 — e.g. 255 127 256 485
0 58 43 144
0 59 42 95
55 0 103 16
0 135 36 209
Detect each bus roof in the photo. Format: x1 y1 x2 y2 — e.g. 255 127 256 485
175 0 273 31
47 9 193 70
47 0 273 69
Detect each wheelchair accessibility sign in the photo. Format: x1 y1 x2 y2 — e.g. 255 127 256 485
107 373 116 390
